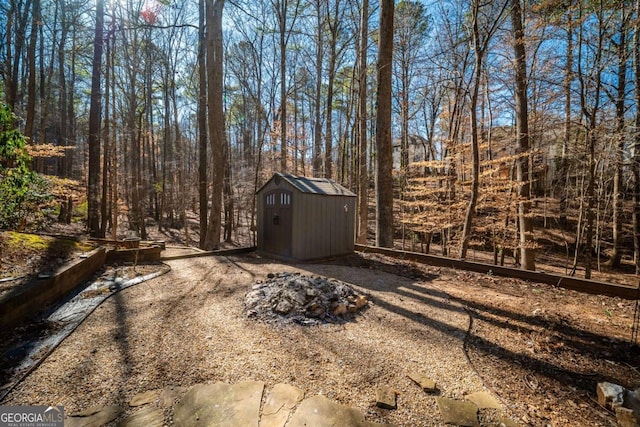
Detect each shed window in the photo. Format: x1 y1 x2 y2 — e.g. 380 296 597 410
266 194 276 205
280 193 291 205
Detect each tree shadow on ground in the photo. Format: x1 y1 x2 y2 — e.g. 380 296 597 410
297 253 640 400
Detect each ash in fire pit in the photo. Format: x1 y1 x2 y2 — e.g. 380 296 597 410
245 272 368 325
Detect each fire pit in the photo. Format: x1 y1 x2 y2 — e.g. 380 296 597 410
244 272 368 325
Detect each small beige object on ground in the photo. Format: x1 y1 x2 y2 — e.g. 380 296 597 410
376 386 397 410
436 397 479 427
408 372 438 393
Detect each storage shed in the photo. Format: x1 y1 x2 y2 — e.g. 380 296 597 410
256 173 356 261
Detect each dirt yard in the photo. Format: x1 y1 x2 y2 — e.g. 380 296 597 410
1 249 638 426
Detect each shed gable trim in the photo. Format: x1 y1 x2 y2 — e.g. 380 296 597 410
256 173 356 197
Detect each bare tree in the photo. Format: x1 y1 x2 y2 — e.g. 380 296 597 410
203 0 225 250
356 0 369 244
375 0 395 248
510 0 535 270
459 0 508 259
198 0 208 248
87 0 104 237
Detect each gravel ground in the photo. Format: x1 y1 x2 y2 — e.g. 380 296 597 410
2 253 497 426
2 251 638 426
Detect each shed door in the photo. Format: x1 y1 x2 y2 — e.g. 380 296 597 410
263 190 292 257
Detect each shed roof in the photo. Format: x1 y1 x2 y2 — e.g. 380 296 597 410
257 173 356 197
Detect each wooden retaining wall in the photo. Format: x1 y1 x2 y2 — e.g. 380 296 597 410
355 244 639 300
0 248 107 330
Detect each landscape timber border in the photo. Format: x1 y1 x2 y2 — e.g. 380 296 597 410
0 248 107 330
355 244 640 300
0 244 165 331
159 246 257 261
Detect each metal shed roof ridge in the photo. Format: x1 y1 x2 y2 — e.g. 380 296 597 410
258 173 356 197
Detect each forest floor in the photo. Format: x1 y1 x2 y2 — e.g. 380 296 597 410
0 216 639 426
1 247 638 426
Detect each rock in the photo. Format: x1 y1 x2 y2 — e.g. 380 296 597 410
129 390 158 407
376 386 397 410
261 383 305 427
616 406 640 427
287 395 392 427
615 389 640 427
275 299 294 314
245 273 367 325
306 303 325 318
597 382 625 410
267 273 275 278
120 406 164 427
465 391 502 410
436 397 479 427
408 372 437 393
173 381 264 427
66 405 121 427
333 304 348 315
354 295 368 309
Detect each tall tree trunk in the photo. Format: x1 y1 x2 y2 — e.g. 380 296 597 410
511 0 535 270
58 12 69 176
100 30 112 237
578 1 603 279
203 0 225 250
279 1 288 172
608 5 628 268
172 84 189 245
559 3 573 229
87 0 104 237
356 0 369 244
324 1 342 179
459 0 507 259
460 0 483 259
375 0 394 248
313 5 324 177
224 138 233 242
66 25 77 178
325 38 337 179
198 0 208 248
6 0 33 112
634 0 640 274
25 0 40 140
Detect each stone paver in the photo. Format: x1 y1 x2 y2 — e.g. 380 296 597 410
129 390 158 407
120 406 164 427
436 397 479 427
464 391 502 410
376 386 397 410
287 395 393 427
408 372 438 393
65 405 121 427
173 381 264 427
261 383 305 427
